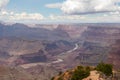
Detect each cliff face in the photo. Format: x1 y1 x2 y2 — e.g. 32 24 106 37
0 23 70 41
81 26 120 44
76 26 120 69
57 24 87 39
107 39 120 70
0 38 44 56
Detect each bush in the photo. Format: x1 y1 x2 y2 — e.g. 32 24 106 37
96 62 113 76
71 66 90 80
51 77 55 80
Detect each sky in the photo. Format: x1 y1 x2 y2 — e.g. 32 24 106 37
0 0 120 23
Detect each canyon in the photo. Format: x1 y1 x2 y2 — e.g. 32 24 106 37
0 23 120 80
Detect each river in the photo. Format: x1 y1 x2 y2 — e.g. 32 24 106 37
20 43 79 68
52 43 79 63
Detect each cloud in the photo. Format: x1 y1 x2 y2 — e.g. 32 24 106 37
10 12 44 20
0 0 45 22
48 11 120 23
46 0 120 15
0 0 9 10
45 3 61 8
49 14 86 20
0 11 45 22
62 0 120 14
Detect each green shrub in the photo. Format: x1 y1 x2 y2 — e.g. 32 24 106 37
96 62 113 76
51 77 55 80
71 66 90 80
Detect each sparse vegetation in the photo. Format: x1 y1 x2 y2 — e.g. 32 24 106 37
52 63 114 80
71 66 90 80
96 62 113 76
51 77 55 80
58 71 63 75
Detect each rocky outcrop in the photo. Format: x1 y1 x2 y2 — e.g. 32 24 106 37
52 65 113 80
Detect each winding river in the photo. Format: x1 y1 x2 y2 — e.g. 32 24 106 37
52 43 79 63
20 43 79 68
